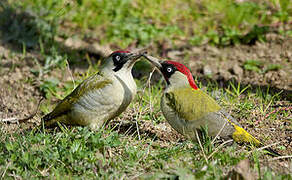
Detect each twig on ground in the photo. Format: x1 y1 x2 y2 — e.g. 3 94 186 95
0 117 19 123
0 98 44 123
256 142 280 152
135 120 141 140
195 130 209 163
268 155 292 161
148 70 154 117
264 107 292 119
208 139 233 159
66 59 76 88
247 142 280 155
1 161 11 179
211 120 227 145
134 68 156 140
258 20 292 28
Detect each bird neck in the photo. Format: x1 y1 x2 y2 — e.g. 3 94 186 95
167 72 198 91
115 68 137 94
100 66 137 97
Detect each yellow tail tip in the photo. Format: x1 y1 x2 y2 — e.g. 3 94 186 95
231 124 281 157
232 124 261 146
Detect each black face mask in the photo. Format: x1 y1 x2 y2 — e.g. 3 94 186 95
112 53 128 72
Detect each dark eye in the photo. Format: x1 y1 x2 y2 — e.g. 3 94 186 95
167 67 173 73
115 55 121 61
112 53 126 72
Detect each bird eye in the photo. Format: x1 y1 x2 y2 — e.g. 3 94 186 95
167 67 173 73
115 55 121 61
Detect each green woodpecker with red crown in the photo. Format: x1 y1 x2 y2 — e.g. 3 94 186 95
144 54 280 156
43 50 147 130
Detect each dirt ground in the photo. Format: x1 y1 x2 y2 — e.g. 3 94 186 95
0 34 291 174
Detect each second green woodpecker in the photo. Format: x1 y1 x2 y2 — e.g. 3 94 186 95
43 50 150 130
144 54 280 156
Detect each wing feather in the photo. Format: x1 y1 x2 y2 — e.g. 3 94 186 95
165 88 221 121
42 72 112 122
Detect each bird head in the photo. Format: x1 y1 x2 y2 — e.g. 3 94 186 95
102 49 146 74
143 54 198 90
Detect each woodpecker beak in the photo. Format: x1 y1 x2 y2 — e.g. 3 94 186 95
125 49 147 68
142 54 163 70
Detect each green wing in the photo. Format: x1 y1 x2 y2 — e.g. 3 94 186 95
43 72 112 123
165 87 221 121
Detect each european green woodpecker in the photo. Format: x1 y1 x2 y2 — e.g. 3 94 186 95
43 50 146 130
145 54 280 156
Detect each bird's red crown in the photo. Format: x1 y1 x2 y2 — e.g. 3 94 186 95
165 61 198 90
112 50 130 54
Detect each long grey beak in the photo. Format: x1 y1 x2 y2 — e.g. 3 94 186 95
125 49 147 68
142 54 163 69
127 48 147 60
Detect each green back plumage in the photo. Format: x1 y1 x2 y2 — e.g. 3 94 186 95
43 72 112 123
165 87 221 121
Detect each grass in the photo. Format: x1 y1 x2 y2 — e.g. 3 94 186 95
0 0 291 179
0 74 291 179
0 126 235 178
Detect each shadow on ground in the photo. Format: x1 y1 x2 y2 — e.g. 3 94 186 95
0 0 45 50
0 1 101 70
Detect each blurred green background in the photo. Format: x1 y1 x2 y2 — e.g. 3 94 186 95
1 0 291 49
